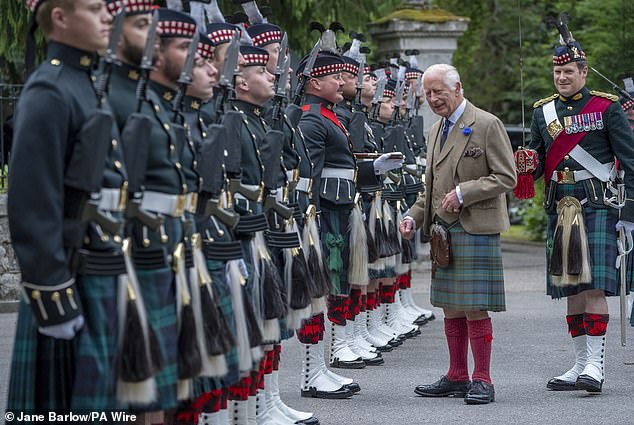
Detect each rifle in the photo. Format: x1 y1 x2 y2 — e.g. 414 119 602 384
172 30 199 121
271 34 290 130
292 39 322 105
123 10 163 230
354 53 366 106
369 77 387 122
136 9 160 113
390 80 405 126
215 32 240 122
95 8 124 107
405 82 416 120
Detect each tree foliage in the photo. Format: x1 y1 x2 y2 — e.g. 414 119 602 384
435 0 634 126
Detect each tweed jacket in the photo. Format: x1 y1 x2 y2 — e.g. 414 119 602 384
407 101 516 235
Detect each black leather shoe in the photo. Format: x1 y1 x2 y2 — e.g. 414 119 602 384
344 382 361 393
300 386 353 399
375 343 393 352
464 380 495 405
389 338 402 347
296 417 320 425
547 377 579 391
414 375 470 398
414 316 428 326
575 375 603 393
363 354 384 366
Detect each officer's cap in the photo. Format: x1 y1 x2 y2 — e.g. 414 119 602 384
246 23 283 47
158 8 197 39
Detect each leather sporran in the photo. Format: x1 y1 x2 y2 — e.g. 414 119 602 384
430 223 451 268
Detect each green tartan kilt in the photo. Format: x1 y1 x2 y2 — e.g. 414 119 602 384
7 274 120 414
430 222 506 312
545 183 621 298
133 267 178 412
320 203 352 295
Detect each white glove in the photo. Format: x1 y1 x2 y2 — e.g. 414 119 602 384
39 315 85 340
616 220 634 234
373 153 404 175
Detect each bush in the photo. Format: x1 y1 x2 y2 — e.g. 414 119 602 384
520 178 547 241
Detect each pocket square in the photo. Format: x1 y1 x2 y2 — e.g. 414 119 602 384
464 146 484 158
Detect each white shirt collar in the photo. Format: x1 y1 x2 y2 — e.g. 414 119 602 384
447 98 467 128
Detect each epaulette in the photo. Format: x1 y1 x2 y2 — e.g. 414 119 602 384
590 90 619 102
533 93 558 109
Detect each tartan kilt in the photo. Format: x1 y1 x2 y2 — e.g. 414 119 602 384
320 203 352 295
7 274 120 414
545 183 620 298
430 222 506 312
134 267 178 411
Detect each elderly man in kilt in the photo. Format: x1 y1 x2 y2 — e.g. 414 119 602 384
7 0 130 415
400 64 516 405
527 18 634 393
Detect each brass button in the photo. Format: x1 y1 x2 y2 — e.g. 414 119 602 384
113 235 122 243
175 162 182 169
163 123 170 131
193 160 198 168
51 291 60 302
154 104 160 113
31 290 41 300
50 59 61 66
564 155 570 160
170 145 175 152
202 132 207 138
111 139 118 149
114 160 122 169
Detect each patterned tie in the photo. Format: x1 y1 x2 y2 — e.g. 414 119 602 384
439 118 452 150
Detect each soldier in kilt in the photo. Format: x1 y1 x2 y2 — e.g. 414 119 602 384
527 20 634 393
400 64 516 405
7 0 129 416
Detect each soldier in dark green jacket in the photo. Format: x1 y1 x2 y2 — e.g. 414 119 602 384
529 26 634 394
7 0 128 414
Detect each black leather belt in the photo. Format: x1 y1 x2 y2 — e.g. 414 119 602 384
265 230 301 249
289 203 304 222
382 190 404 201
132 249 168 270
203 240 244 261
235 213 268 235
76 249 126 276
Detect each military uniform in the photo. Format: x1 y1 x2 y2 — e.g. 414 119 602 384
7 39 127 413
527 27 634 393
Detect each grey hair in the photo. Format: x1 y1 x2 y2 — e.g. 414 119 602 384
423 64 463 94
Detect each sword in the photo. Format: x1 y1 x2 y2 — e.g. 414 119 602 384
590 66 634 103
216 31 240 121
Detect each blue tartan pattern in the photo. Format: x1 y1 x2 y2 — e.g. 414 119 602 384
545 182 620 298
134 267 178 411
430 222 506 312
7 275 120 415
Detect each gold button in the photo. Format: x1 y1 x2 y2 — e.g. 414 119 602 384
31 290 41 300
113 235 122 243
66 288 74 297
163 123 170 131
564 155 570 160
193 160 198 168
50 59 61 66
154 104 160 113
202 132 207 138
170 145 175 152
51 291 60 302
114 160 122 169
175 162 182 169
111 139 118 149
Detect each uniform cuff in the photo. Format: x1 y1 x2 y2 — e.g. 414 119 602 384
22 278 82 327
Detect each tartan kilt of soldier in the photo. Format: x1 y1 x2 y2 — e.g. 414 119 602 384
7 274 120 414
320 201 352 295
134 266 178 411
545 182 621 299
430 222 506 312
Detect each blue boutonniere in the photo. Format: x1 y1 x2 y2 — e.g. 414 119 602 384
462 127 472 135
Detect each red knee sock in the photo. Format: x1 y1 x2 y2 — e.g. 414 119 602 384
566 314 586 337
444 317 469 382
583 313 609 336
467 318 493 385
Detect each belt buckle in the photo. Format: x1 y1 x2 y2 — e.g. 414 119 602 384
187 193 198 214
557 169 575 184
173 194 187 217
117 182 129 211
